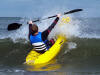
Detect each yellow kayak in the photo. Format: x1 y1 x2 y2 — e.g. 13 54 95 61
25 35 66 66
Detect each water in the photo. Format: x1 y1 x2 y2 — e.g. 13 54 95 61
0 0 100 75
0 16 100 75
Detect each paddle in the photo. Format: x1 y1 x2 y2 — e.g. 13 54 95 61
7 23 22 31
7 9 83 31
32 9 83 22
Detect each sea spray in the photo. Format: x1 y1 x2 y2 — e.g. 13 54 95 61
6 23 29 43
48 15 81 39
64 42 77 54
1 13 98 43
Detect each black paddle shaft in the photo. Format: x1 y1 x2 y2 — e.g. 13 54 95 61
64 9 83 14
32 9 83 22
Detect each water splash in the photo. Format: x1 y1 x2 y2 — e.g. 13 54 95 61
48 15 81 39
0 10 100 43
64 42 77 54
67 42 77 49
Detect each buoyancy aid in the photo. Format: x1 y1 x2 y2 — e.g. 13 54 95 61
30 32 47 51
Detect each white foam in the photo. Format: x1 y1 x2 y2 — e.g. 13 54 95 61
79 33 100 39
48 15 81 39
64 42 77 54
1 9 100 43
68 42 77 49
0 14 81 43
0 22 29 43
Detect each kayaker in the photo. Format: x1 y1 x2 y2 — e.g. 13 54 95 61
28 14 61 53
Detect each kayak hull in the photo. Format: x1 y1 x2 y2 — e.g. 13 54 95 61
25 35 66 65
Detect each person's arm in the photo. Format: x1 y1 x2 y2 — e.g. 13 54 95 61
47 17 59 32
28 21 33 38
42 14 61 41
29 24 32 37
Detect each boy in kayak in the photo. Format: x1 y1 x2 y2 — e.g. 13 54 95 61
28 14 61 53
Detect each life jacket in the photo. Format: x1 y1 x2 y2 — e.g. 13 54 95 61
30 32 47 51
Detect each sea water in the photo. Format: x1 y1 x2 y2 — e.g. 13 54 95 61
0 0 100 75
